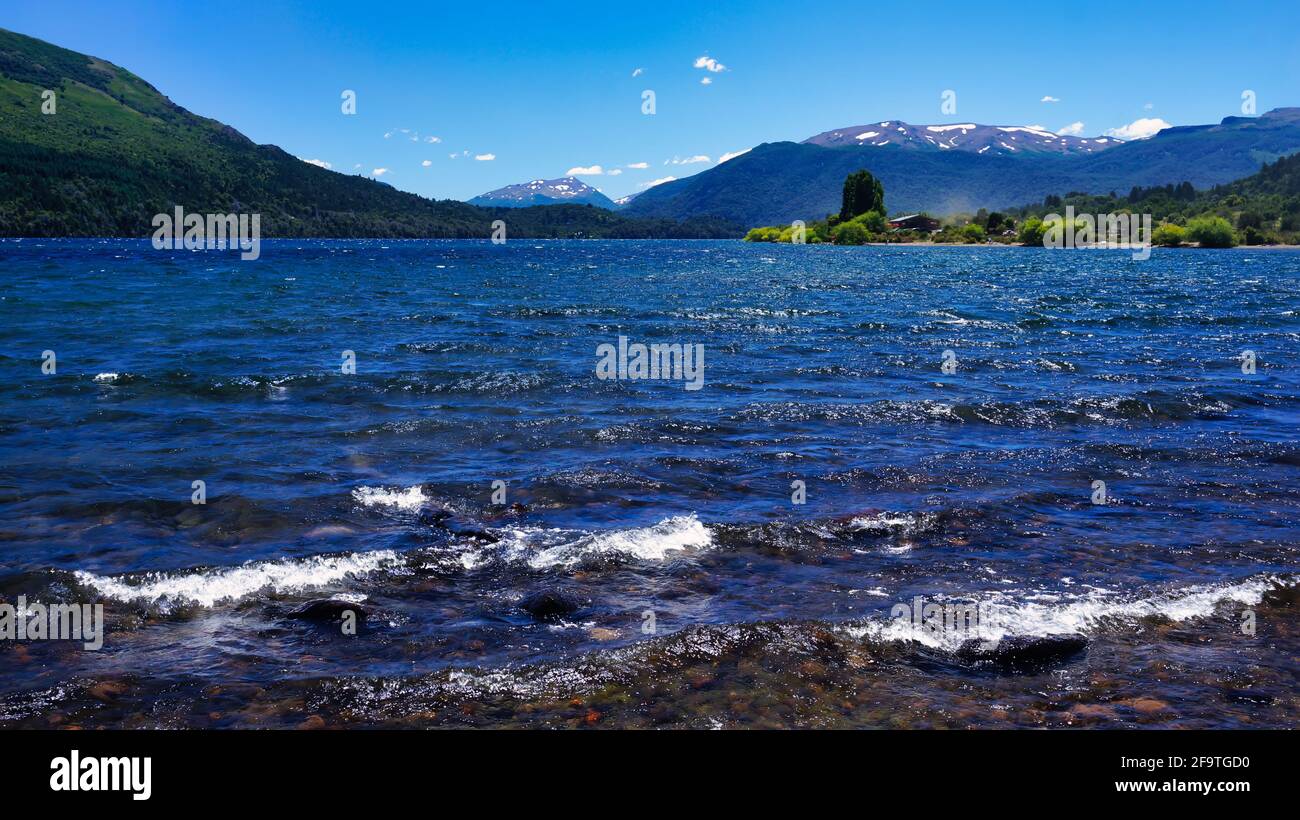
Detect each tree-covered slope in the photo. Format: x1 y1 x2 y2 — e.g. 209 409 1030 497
0 29 736 238
1011 151 1300 244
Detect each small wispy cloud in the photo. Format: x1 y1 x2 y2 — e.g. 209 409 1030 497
640 176 677 188
632 67 643 77
1143 102 1154 110
700 77 712 85
693 55 726 73
421 160 432 167
372 168 389 176
386 128 440 143
1104 117 1171 140
718 148 750 163
298 157 332 169
1040 95 1061 103
1056 121 1085 136
626 162 649 169
666 155 710 165
566 165 604 176
475 153 496 161
607 168 623 176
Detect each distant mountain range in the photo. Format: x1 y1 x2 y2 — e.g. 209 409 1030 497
0 29 735 238
803 120 1120 156
469 177 616 209
622 109 1300 226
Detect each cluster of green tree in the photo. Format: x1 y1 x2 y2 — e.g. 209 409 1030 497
744 169 1016 245
1010 152 1300 247
745 170 885 244
0 30 738 239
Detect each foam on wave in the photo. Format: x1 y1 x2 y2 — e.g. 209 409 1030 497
839 575 1287 651
352 485 426 510
74 550 402 610
459 514 713 570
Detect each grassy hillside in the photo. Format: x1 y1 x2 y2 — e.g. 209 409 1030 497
0 29 736 238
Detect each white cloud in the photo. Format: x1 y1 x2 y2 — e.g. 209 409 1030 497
566 165 604 175
640 176 677 188
694 55 726 72
372 168 389 176
1104 117 1171 140
383 131 393 139
718 148 751 163
626 162 649 169
425 136 441 143
475 153 496 161
700 77 712 85
1143 102 1154 110
1040 95 1060 103
666 155 711 165
607 168 622 176
632 67 643 77
298 157 332 169
421 160 432 167
1056 121 1085 136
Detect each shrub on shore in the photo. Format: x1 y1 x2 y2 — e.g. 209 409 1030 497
1152 223 1186 246
1186 215 1237 247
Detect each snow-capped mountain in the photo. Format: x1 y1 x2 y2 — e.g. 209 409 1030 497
803 121 1122 156
468 176 616 209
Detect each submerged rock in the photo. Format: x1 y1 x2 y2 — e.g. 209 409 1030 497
955 633 1087 672
288 599 368 623
519 590 580 621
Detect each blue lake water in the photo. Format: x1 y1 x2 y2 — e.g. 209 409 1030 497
1 238 1297 728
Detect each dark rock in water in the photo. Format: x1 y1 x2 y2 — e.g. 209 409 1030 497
1221 688 1276 705
288 599 368 623
519 590 580 621
419 509 453 527
955 633 1087 672
454 527 500 544
1260 583 1299 608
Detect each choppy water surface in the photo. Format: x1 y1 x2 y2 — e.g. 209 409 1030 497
1 239 1297 728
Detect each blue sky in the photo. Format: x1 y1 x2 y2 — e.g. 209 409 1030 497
4 0 1298 201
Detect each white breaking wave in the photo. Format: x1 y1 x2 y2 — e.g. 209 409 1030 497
352 485 426 510
466 514 713 570
839 575 1287 652
75 550 402 610
93 372 119 383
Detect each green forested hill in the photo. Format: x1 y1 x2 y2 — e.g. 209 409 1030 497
0 29 736 238
1011 151 1300 244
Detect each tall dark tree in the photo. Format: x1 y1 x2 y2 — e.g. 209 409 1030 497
839 170 886 220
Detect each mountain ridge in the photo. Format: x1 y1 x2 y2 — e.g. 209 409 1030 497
802 120 1121 156
0 28 735 238
623 108 1300 226
468 176 616 209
